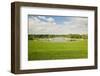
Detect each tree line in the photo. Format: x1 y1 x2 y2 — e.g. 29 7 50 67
28 34 88 40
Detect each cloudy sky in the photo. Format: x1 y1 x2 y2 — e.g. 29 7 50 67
28 15 88 35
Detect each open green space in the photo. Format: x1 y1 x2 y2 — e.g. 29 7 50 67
28 39 88 60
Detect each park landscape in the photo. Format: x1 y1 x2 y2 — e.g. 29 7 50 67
28 15 88 60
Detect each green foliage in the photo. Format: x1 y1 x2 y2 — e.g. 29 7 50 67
28 35 33 40
81 34 88 39
28 34 88 39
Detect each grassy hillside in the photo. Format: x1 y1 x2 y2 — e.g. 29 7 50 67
28 39 88 60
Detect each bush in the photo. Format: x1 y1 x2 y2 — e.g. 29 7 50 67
28 35 33 40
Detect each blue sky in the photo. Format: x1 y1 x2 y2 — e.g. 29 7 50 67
51 16 74 24
28 15 88 35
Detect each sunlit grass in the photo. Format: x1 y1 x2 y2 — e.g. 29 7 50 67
28 39 88 60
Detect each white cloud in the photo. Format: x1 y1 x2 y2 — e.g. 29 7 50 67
38 16 55 23
28 16 88 35
47 17 55 22
63 17 88 34
38 16 47 20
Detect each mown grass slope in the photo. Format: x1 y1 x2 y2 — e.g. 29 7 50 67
28 39 88 60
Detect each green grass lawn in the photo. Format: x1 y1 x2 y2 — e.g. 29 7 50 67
28 39 88 60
